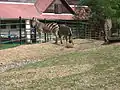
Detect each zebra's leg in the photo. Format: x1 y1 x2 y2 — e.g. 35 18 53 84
59 35 63 44
65 36 68 44
102 29 110 45
38 31 42 43
54 31 59 44
104 34 110 44
69 35 74 45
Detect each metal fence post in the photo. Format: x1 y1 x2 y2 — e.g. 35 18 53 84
0 18 1 45
44 19 47 42
34 26 37 43
19 16 22 44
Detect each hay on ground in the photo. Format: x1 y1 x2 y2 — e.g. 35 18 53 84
0 39 104 65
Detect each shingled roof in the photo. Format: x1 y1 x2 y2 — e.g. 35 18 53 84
0 0 75 20
0 2 40 19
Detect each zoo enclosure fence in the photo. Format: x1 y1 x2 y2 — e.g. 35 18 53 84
0 18 108 49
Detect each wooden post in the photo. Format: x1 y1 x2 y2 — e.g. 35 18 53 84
25 19 31 44
44 33 46 42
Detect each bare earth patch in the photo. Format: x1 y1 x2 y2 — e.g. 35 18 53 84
0 39 103 65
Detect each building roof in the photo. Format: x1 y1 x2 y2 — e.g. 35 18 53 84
39 13 74 20
0 2 40 19
35 0 75 20
0 1 75 20
35 0 75 14
60 0 75 14
35 0 53 14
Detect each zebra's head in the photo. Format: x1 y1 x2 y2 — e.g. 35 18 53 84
31 17 39 28
31 17 45 33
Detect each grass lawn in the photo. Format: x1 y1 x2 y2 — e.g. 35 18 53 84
0 43 120 89
0 43 20 50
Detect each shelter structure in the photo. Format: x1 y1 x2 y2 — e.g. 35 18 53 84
0 0 90 44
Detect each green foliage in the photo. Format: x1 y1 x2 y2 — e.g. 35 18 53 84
79 0 120 19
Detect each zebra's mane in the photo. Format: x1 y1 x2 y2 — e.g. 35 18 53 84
34 19 45 28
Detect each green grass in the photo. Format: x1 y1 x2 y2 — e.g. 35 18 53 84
18 45 120 70
0 43 20 50
1 45 120 90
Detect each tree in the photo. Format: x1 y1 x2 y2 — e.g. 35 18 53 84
78 0 120 43
79 0 120 19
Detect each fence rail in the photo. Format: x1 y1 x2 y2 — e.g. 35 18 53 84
0 17 26 45
0 19 102 47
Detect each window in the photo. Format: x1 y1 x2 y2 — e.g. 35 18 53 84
0 20 6 29
54 4 62 14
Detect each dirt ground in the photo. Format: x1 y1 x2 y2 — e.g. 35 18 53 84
0 39 104 65
1 39 120 90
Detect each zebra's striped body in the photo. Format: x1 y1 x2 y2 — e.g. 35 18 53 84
43 23 59 33
31 17 59 44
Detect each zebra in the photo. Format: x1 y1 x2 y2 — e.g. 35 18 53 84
58 24 74 45
31 17 59 44
102 19 112 44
